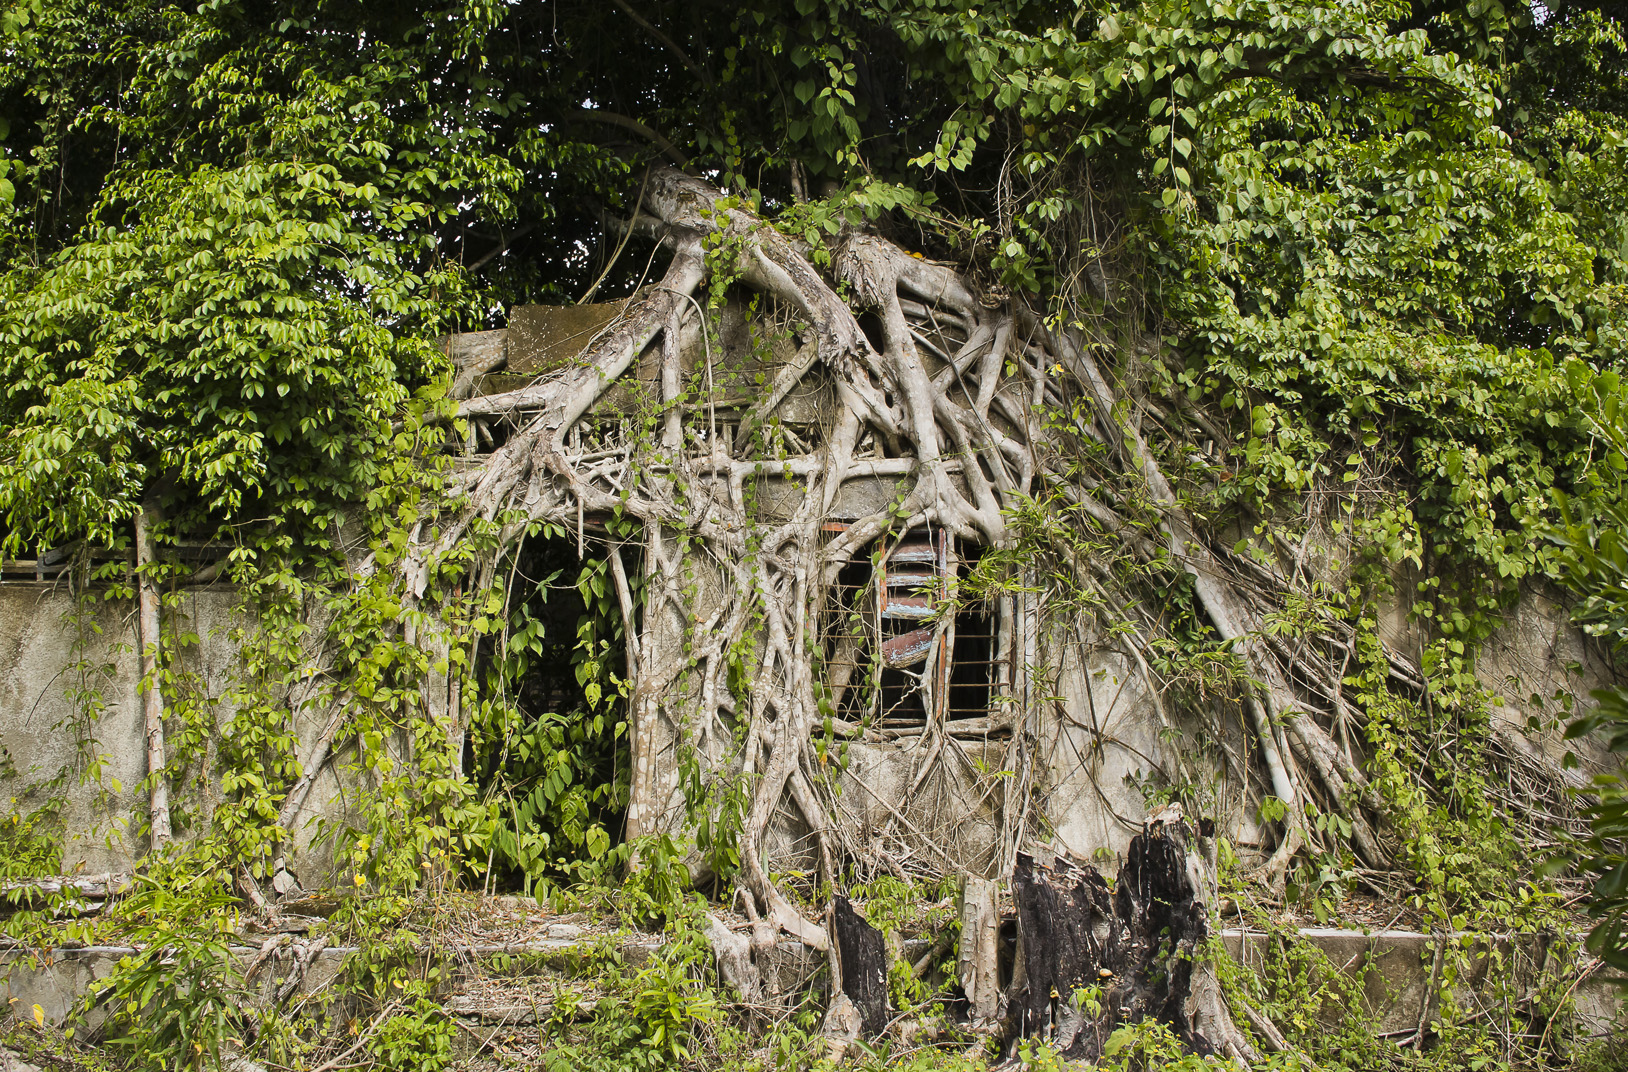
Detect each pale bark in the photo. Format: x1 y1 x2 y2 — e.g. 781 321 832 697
957 876 1002 1025
135 506 172 850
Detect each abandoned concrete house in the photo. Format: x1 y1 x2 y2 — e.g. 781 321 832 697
2 171 1624 1052
2 293 1611 878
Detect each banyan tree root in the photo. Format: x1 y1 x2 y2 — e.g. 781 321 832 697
703 913 763 1007
1008 809 1260 1063
957 876 1002 1027
276 162 1575 969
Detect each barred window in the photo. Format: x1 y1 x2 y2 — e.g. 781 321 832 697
821 527 1004 734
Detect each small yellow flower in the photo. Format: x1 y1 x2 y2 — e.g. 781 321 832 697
353 873 365 886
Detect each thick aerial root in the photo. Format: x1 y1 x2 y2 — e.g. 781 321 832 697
1055 331 1391 884
703 913 763 1006
958 877 1003 1026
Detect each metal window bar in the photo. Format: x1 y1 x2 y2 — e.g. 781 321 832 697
817 526 1007 735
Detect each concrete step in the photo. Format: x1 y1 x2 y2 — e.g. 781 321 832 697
0 924 659 1028
2 927 1619 1040
1224 927 1621 1038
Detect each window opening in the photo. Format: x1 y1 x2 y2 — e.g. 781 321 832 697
822 527 1003 733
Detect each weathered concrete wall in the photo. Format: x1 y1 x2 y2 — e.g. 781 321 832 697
1040 645 1224 865
1480 582 1621 773
831 736 1006 875
1032 578 1623 868
0 583 229 872
0 583 354 879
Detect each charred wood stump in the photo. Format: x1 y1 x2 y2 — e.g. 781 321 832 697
1009 812 1258 1062
832 894 889 1038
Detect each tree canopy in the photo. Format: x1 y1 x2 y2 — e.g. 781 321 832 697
5 0 1628 592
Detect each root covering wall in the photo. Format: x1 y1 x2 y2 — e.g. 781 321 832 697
2 291 1614 883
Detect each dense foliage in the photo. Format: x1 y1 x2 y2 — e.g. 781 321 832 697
4 0 1628 1066
5 0 1628 642
1550 390 1628 975
6 0 1628 589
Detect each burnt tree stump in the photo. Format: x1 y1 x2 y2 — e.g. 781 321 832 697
1009 813 1257 1061
833 894 890 1037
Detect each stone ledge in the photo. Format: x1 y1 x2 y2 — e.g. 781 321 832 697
1 928 1619 1038
1220 928 1621 1038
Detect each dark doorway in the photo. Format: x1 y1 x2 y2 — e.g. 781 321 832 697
468 530 636 893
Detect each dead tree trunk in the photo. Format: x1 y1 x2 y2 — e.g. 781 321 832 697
832 895 889 1038
1009 809 1257 1062
135 505 172 850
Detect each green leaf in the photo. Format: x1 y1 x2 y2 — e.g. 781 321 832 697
1103 1026 1135 1056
